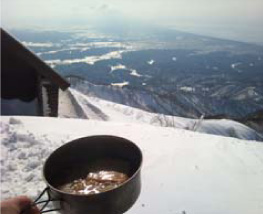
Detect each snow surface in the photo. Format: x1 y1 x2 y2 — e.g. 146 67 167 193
33 41 132 56
130 69 142 77
111 82 130 87
1 116 263 214
109 64 142 77
37 47 82 56
231 62 242 73
22 41 55 47
110 64 127 72
180 87 196 93
147 59 155 65
45 50 126 66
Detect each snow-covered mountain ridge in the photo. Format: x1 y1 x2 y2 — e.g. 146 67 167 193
70 80 263 132
61 88 263 141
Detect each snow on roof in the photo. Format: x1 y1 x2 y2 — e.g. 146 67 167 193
1 116 263 214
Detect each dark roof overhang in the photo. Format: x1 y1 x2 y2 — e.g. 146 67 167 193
1 28 70 90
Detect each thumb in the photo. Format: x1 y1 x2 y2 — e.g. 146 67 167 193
15 196 32 209
11 196 40 214
16 196 40 214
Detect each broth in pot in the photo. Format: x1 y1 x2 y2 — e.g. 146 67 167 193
59 171 128 195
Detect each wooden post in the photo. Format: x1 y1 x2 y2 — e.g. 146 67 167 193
41 79 59 117
46 84 59 117
37 76 44 116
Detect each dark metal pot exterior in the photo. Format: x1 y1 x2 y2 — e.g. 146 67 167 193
43 135 142 214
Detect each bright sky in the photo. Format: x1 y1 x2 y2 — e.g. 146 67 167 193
1 0 263 43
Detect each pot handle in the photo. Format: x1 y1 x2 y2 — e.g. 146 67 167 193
21 187 61 214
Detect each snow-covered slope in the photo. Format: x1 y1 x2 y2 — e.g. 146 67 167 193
1 116 263 214
64 88 262 141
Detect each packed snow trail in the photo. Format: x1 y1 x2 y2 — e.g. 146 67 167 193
71 90 108 121
58 89 88 119
1 116 263 214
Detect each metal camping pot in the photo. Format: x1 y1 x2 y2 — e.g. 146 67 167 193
24 135 142 214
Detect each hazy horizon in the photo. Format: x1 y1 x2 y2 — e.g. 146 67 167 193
1 0 263 44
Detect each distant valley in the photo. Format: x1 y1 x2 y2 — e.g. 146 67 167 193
9 28 263 127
